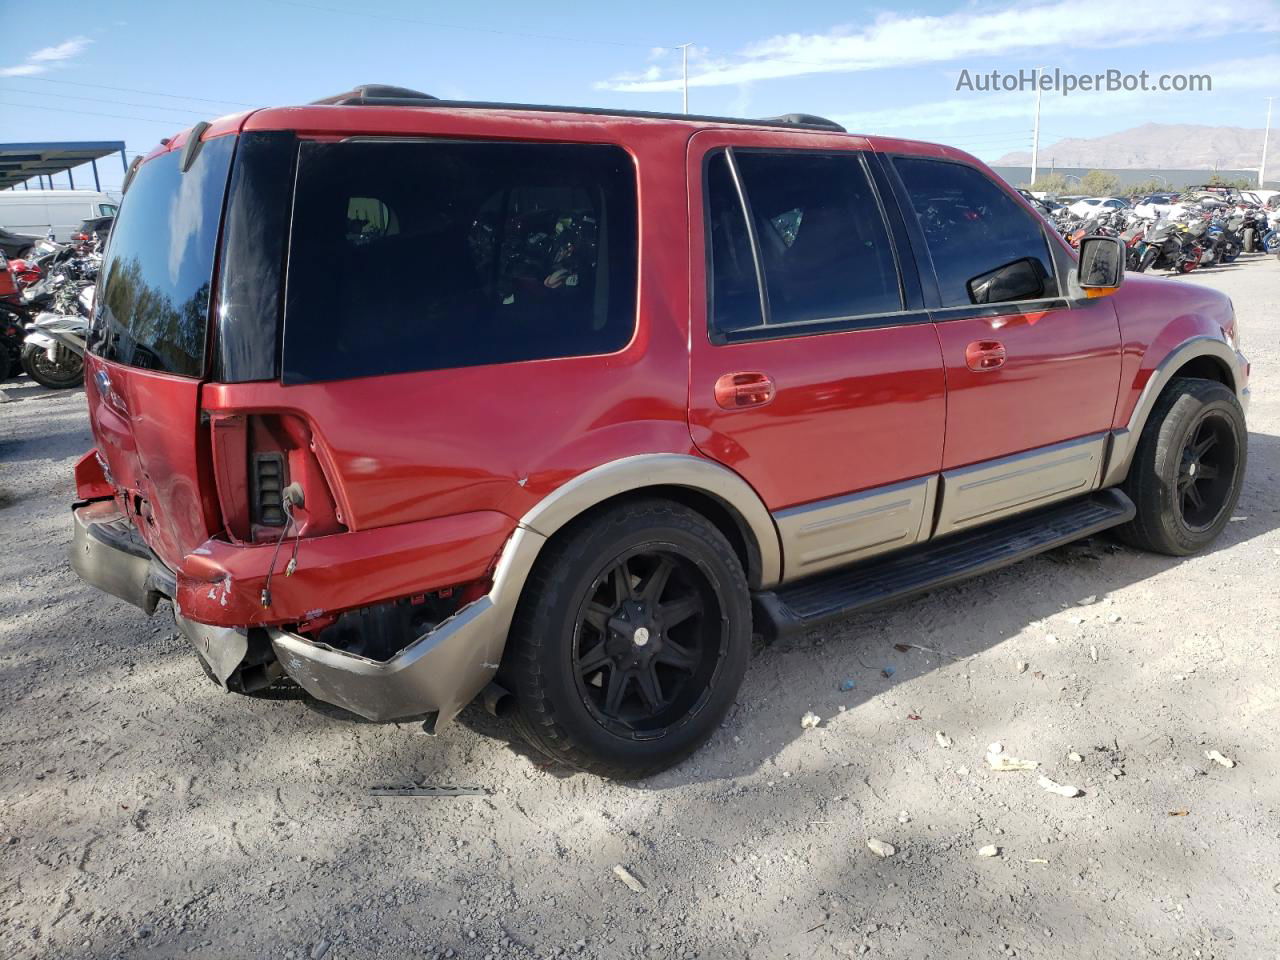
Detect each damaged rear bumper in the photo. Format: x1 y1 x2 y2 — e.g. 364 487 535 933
265 525 544 725
71 499 546 727
71 501 249 686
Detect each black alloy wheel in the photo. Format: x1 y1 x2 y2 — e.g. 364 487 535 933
1175 411 1238 532
572 547 723 739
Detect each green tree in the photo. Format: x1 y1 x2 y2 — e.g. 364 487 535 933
1125 178 1174 199
1079 170 1122 196
1027 173 1071 195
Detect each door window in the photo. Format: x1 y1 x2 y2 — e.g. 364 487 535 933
893 157 1058 308
705 149 902 338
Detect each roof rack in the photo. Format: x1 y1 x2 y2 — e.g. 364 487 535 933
311 85 847 133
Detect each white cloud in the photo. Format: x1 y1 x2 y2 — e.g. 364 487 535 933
0 34 92 77
29 36 92 62
597 0 1279 92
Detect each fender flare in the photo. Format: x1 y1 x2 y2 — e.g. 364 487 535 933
1102 335 1248 487
518 453 782 589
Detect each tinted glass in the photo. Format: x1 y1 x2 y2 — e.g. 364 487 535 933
733 152 901 329
705 152 762 332
215 132 296 382
283 140 637 384
90 136 236 376
893 157 1057 307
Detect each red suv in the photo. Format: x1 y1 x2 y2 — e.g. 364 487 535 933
71 86 1249 778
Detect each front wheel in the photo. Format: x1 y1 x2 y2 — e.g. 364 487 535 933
21 342 83 389
1118 378 1246 556
502 499 752 779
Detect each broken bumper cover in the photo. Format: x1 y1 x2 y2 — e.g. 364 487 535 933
70 500 176 614
268 525 546 725
71 500 546 727
269 597 497 724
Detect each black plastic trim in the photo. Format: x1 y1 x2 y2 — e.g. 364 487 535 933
179 122 211 173
716 309 933 344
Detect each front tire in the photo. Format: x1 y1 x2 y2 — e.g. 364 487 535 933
1118 377 1246 556
503 498 751 779
21 342 83 389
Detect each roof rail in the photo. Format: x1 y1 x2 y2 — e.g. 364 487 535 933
757 113 845 131
309 85 847 133
311 85 438 105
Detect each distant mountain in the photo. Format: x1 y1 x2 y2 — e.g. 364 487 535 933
997 123 1276 171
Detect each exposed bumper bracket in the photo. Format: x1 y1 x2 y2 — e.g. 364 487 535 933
267 525 547 727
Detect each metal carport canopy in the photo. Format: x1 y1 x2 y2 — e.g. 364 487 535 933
0 141 128 191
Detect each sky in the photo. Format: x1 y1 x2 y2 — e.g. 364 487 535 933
1 0 1277 192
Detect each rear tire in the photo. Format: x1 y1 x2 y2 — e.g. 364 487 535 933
503 498 751 779
1117 377 1246 556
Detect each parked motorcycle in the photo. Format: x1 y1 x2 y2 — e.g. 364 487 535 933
17 250 96 388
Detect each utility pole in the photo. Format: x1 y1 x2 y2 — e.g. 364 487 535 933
1030 66 1045 187
677 42 694 114
1261 96 1275 188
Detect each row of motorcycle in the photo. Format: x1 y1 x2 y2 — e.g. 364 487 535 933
1051 203 1280 275
0 234 99 389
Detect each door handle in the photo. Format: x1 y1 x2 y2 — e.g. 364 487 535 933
714 372 775 409
965 340 1007 372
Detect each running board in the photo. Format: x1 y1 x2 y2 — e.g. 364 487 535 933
754 488 1135 638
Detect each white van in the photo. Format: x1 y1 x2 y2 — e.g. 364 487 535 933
0 190 119 242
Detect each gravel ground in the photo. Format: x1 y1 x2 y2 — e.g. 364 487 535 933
1 254 1277 960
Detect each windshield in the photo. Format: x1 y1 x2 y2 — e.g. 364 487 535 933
89 135 235 377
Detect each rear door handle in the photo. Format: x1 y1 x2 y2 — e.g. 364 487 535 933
714 372 775 409
965 340 1007 371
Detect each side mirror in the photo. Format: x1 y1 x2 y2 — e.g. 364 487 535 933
966 257 1047 304
1077 235 1125 297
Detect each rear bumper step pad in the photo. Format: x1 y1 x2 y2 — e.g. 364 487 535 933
754 488 1135 637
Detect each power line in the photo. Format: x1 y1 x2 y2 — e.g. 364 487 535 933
0 84 220 117
10 75 256 108
0 99 190 128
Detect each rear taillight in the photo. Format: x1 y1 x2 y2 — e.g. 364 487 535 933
207 411 346 543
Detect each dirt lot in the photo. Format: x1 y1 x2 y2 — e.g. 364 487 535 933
1 254 1277 960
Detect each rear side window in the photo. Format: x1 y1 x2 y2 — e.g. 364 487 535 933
893 157 1057 308
283 140 637 384
706 149 902 338
90 136 236 377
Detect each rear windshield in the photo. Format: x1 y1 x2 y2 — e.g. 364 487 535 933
282 139 637 384
89 136 235 377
